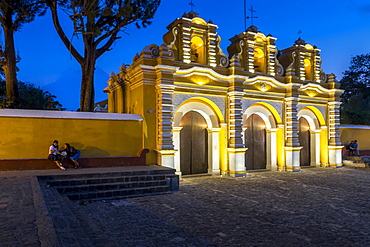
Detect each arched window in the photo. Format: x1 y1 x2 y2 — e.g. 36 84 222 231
190 36 205 64
254 48 265 73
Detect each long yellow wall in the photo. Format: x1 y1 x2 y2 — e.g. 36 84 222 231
0 109 144 160
340 125 370 149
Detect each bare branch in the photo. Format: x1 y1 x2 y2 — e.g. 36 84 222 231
48 1 83 64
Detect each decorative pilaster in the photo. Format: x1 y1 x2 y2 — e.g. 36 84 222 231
207 128 221 175
284 95 302 171
172 127 183 175
208 28 218 67
227 76 247 176
266 128 278 171
155 65 177 168
266 35 278 76
327 74 344 167
311 129 322 167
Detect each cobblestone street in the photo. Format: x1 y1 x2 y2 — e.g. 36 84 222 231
0 167 369 246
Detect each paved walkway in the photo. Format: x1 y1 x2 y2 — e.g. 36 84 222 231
0 167 369 246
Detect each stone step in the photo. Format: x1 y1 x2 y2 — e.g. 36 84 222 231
45 174 172 187
54 180 168 193
38 182 96 246
38 169 176 181
65 185 171 201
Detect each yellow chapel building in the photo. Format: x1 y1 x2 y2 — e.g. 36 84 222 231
104 11 343 176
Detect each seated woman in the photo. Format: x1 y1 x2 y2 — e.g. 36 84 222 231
61 143 81 168
48 140 66 170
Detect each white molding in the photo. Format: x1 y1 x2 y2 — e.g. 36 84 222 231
0 109 143 121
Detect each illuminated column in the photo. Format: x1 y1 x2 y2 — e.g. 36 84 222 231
208 27 218 67
310 129 321 167
208 128 221 175
327 74 343 167
155 66 177 168
182 26 192 63
172 127 183 175
266 128 278 171
328 101 343 167
284 96 302 171
227 87 247 177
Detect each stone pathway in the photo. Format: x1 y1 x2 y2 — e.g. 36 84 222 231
0 167 369 246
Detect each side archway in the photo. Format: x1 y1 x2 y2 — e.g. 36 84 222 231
173 98 224 176
298 107 326 167
243 103 281 170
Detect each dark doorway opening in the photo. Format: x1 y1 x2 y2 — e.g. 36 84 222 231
245 114 266 170
299 117 311 166
180 111 208 175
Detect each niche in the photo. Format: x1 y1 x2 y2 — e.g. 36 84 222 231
190 36 205 64
254 48 265 73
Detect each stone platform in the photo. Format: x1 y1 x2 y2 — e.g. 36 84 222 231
0 167 369 246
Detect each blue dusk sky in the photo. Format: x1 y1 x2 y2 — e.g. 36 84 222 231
8 0 370 110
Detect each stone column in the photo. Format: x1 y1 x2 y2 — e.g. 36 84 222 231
155 65 177 168
266 128 278 171
284 96 302 172
327 74 344 167
207 127 221 175
227 88 247 177
327 101 343 167
311 129 322 167
172 127 183 175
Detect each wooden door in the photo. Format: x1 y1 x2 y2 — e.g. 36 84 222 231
245 114 266 170
299 117 311 166
180 111 208 175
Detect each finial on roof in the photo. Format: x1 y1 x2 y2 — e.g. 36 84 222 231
247 25 258 32
294 38 306 45
183 10 199 19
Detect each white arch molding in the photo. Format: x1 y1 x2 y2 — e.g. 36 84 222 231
173 101 222 176
242 105 279 171
298 109 322 167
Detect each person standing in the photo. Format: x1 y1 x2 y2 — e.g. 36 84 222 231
48 140 66 170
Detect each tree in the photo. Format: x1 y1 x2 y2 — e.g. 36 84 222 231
0 78 65 110
0 0 47 106
340 53 370 124
47 0 161 112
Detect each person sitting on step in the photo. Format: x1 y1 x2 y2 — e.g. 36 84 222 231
48 140 66 170
61 143 80 168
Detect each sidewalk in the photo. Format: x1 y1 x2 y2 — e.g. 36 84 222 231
0 167 369 246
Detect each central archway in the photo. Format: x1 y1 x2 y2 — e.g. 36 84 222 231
243 102 281 171
245 114 266 170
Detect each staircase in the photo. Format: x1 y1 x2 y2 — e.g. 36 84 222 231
37 167 179 202
342 156 370 170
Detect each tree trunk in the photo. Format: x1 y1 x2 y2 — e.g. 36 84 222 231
2 25 19 106
80 42 96 112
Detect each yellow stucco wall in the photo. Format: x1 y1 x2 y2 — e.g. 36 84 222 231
340 125 370 149
0 110 144 160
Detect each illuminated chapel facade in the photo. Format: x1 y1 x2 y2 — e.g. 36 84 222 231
105 11 343 176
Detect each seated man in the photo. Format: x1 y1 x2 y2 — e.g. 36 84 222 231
349 140 360 156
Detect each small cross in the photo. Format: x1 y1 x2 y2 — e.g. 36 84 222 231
189 0 195 11
246 6 258 26
298 29 302 38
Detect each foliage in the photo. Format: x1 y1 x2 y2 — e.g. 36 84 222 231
0 0 47 104
0 79 65 110
0 0 47 31
48 0 161 111
340 53 370 124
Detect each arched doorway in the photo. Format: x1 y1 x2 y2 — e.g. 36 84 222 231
180 111 208 175
245 114 266 170
299 117 311 166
